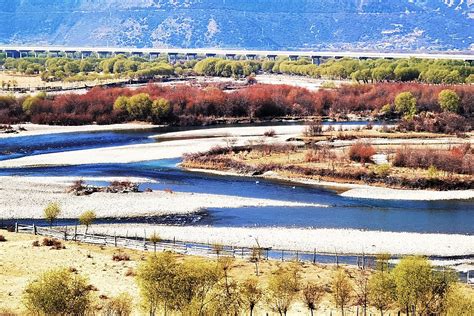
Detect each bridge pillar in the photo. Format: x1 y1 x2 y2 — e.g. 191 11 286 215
48 50 60 58
65 51 77 59
246 54 257 60
225 53 237 60
186 53 197 61
149 52 160 60
19 50 30 58
5 50 20 58
114 51 127 57
267 54 277 61
311 56 321 65
205 53 217 58
289 55 298 61
131 52 143 58
97 51 111 58
168 53 179 63
33 50 46 58
80 51 92 59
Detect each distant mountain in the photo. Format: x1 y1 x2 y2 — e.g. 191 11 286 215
0 0 473 51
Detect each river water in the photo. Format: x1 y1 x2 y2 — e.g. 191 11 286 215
0 126 473 235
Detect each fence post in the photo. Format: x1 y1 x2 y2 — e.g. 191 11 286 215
335 251 339 267
33 224 37 235
241 248 244 259
114 232 117 247
74 225 77 241
296 250 299 262
266 248 269 260
281 250 284 262
64 230 67 241
15 222 18 233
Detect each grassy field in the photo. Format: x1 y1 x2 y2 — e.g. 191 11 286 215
0 72 124 92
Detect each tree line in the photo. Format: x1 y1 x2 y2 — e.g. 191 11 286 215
2 54 473 84
0 83 471 133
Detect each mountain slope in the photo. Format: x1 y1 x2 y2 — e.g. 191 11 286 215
0 0 473 51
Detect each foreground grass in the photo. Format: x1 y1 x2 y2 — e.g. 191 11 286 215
0 229 358 315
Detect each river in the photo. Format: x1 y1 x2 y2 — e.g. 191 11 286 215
0 126 472 235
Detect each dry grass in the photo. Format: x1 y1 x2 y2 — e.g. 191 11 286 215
0 229 378 315
302 129 459 140
0 72 124 91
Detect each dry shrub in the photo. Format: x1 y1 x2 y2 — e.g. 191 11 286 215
164 188 174 194
124 268 136 277
304 120 323 137
0 235 6 242
67 179 86 194
393 145 473 174
305 146 336 163
348 142 376 163
32 240 40 247
264 129 276 137
107 181 139 193
112 251 131 262
101 293 133 316
398 112 470 134
42 238 64 250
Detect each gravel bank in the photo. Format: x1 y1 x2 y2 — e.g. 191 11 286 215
0 176 324 219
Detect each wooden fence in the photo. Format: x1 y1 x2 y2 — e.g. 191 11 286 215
11 223 474 285
15 223 258 260
12 223 374 267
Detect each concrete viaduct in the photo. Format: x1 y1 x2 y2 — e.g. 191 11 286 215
1 46 473 65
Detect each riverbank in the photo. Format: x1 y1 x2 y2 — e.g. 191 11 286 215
88 224 474 258
184 166 474 201
0 125 303 167
0 122 160 138
0 176 323 219
0 124 393 168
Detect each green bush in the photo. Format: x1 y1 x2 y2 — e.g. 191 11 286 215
23 268 93 315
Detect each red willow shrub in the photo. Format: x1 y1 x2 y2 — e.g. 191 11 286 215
398 112 471 134
3 82 473 126
348 142 376 163
393 145 473 174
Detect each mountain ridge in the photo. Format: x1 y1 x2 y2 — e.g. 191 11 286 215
1 0 473 51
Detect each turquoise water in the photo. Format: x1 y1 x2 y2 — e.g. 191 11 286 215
0 127 472 234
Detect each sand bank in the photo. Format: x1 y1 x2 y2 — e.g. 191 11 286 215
0 122 160 138
0 125 301 168
0 176 324 219
341 187 474 201
89 224 474 257
185 167 474 201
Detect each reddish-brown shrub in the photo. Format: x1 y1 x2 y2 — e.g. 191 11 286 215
0 234 6 242
112 251 130 262
263 129 276 137
348 142 376 163
42 237 64 250
2 82 473 126
393 145 473 174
